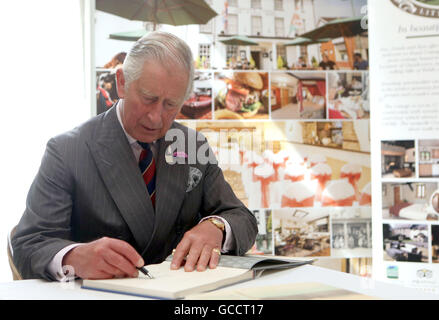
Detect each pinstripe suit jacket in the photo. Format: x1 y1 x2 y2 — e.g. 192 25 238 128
11 106 258 280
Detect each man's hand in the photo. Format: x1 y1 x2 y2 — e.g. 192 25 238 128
171 220 223 272
63 237 144 279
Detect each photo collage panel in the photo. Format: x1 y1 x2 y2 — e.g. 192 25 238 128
381 139 439 264
94 0 370 261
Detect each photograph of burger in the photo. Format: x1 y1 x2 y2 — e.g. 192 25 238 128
177 71 213 120
213 71 269 120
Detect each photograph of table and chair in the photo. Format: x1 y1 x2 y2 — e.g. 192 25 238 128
327 71 369 120
273 208 331 258
185 120 371 210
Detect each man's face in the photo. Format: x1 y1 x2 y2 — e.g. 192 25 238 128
116 60 188 143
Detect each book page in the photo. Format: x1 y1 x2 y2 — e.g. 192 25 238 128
83 261 252 298
185 282 378 300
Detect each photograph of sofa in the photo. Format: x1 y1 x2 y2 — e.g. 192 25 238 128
383 223 428 263
382 182 439 221
381 141 416 178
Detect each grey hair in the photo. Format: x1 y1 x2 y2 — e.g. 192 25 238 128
122 31 194 101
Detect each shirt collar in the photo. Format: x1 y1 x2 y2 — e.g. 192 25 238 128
116 100 138 147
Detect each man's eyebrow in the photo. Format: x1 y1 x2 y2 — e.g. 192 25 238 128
139 87 182 105
139 88 157 97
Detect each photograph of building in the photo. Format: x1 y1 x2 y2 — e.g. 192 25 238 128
94 0 369 78
383 223 428 263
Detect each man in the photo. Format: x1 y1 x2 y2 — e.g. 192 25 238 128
12 31 258 281
292 56 308 69
353 53 369 70
319 54 337 70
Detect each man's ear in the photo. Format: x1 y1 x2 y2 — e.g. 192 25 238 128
115 68 126 98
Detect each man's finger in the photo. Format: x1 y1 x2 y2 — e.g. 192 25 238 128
107 238 144 268
88 270 114 280
196 245 213 272
98 258 128 278
103 248 139 277
171 239 191 270
209 247 221 269
184 245 203 272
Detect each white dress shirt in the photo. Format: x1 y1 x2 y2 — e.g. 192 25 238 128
48 100 235 281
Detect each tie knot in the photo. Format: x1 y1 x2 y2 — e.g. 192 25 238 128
137 141 151 151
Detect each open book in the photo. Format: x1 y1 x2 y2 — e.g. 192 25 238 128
81 255 313 299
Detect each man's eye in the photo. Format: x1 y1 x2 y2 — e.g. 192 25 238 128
165 102 178 109
143 97 156 104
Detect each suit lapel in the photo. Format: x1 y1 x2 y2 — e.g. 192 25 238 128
87 106 155 253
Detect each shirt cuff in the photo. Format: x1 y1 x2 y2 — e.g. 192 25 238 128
200 215 235 253
47 243 84 282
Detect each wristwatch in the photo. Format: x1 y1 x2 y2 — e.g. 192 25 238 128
207 217 225 232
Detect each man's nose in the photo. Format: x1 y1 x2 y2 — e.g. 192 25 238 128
147 101 163 125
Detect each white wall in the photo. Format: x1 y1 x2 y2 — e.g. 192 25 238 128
0 0 89 282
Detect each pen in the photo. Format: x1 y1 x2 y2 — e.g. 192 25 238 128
137 266 154 279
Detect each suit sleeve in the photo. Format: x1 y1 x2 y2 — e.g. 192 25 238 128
199 147 258 256
11 137 77 280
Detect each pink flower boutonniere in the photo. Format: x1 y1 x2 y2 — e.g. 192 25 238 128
173 151 188 158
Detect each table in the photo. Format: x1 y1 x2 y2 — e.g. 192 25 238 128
0 265 438 300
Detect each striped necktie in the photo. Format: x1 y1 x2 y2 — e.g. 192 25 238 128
137 141 156 208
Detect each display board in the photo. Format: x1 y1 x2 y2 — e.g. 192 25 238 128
94 0 370 268
369 0 439 294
